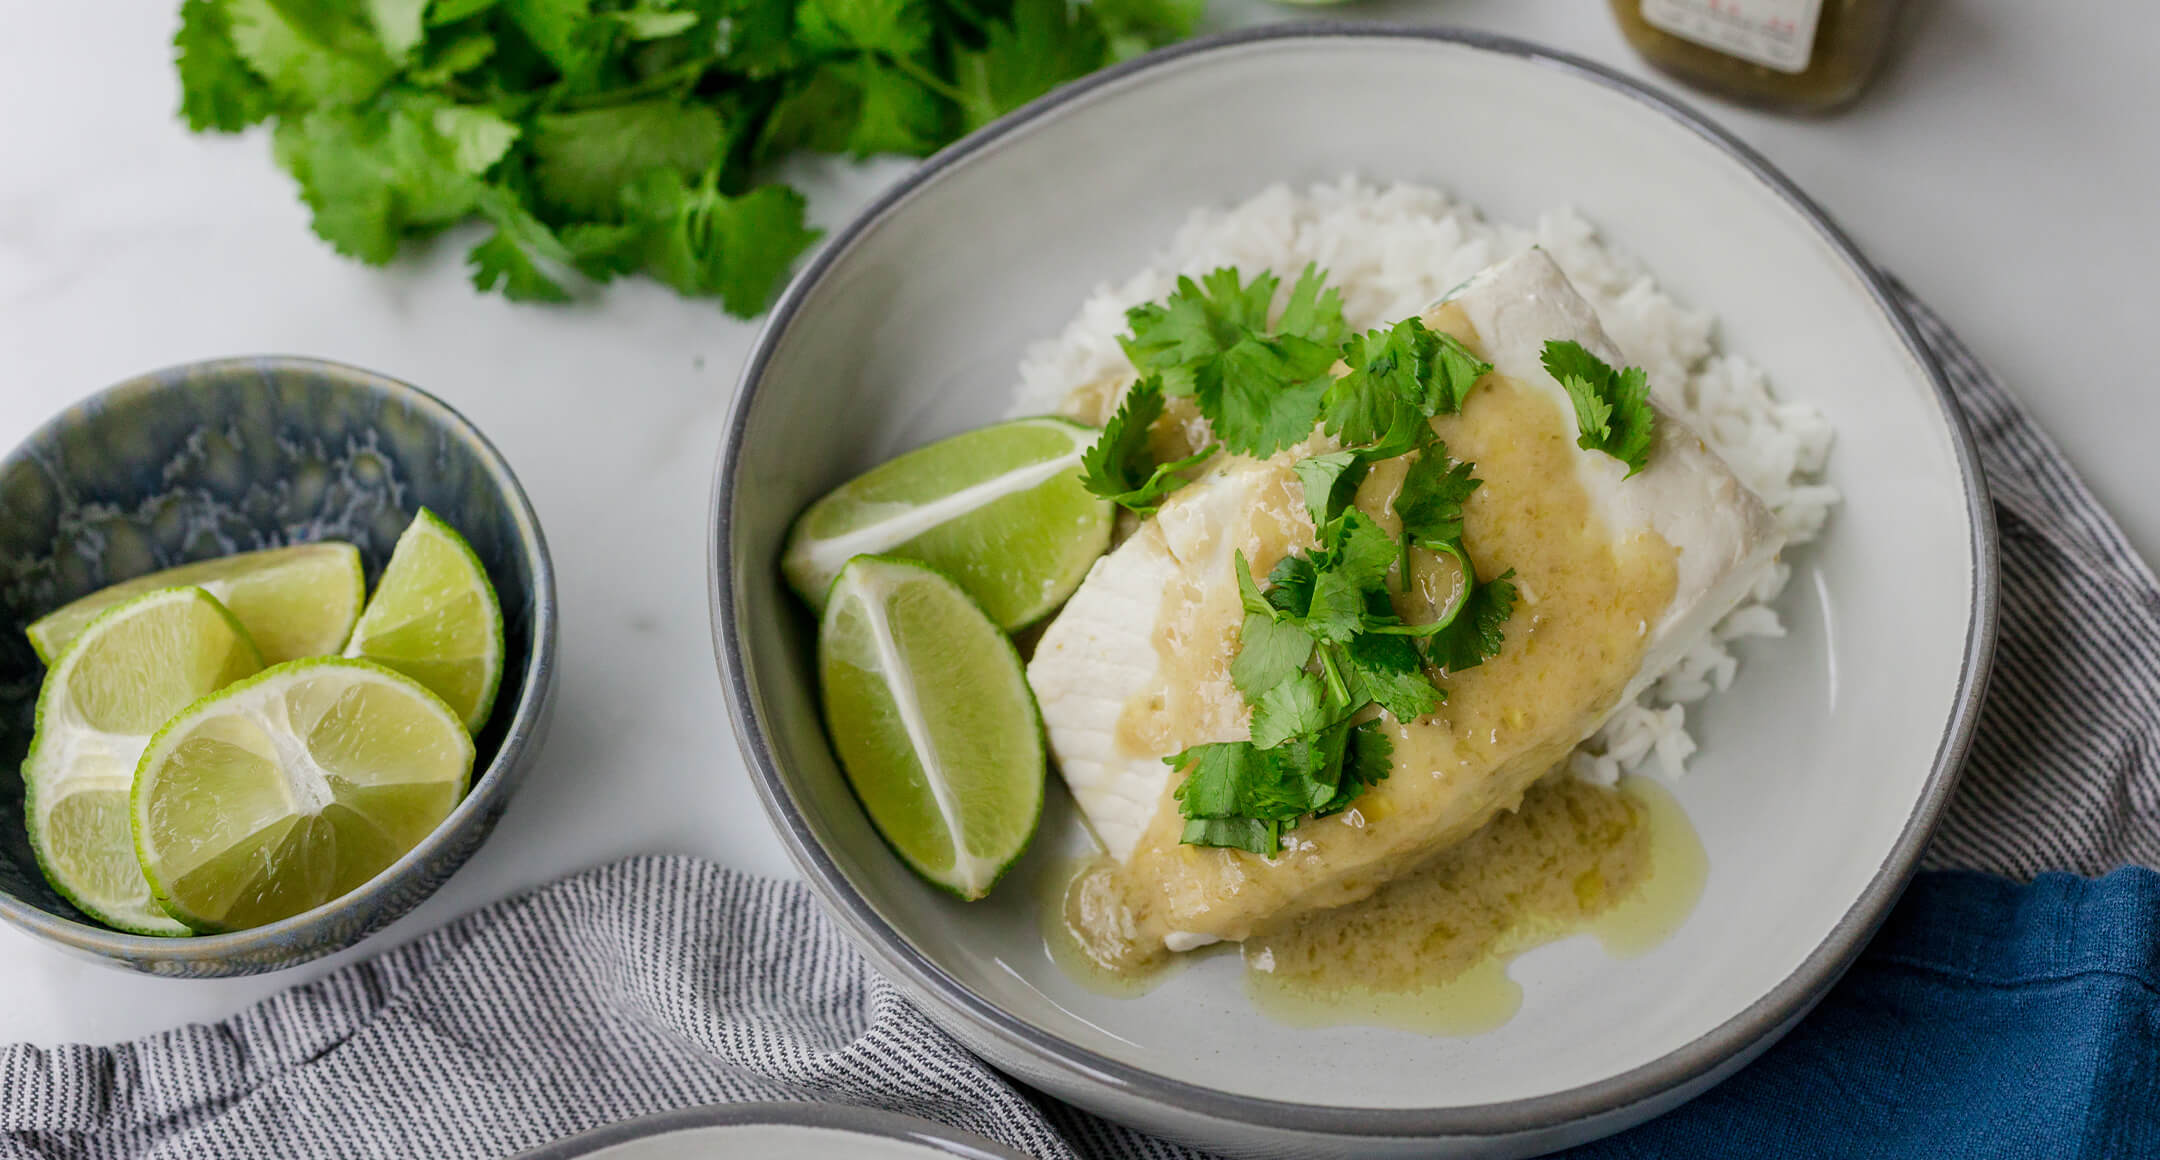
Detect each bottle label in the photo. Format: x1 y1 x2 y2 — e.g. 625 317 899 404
1640 0 1823 74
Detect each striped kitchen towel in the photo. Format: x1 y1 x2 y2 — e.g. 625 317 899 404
0 287 2155 1160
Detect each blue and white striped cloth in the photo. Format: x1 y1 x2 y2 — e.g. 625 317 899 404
1 287 2155 1160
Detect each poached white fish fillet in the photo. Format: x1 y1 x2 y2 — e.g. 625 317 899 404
1027 251 1784 949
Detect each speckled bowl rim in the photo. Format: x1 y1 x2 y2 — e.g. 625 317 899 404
709 24 1999 1140
0 355 558 968
516 1101 1033 1160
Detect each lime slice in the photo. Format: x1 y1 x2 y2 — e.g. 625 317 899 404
818 556 1044 899
132 658 475 933
27 542 366 666
343 509 505 733
783 418 1112 630
23 587 264 935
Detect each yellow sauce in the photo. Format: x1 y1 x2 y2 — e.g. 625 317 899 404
1244 776 1705 1034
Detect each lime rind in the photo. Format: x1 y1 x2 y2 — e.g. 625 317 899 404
23 587 266 936
26 542 366 666
817 555 1045 901
783 417 1111 630
344 509 506 734
131 656 475 934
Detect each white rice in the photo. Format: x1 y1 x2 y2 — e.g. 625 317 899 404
1007 177 1837 785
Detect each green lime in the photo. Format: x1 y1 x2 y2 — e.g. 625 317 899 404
783 418 1112 630
132 657 475 933
818 556 1044 900
23 587 264 935
343 509 505 733
27 542 366 666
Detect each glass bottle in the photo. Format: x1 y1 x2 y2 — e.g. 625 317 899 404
1609 0 1901 114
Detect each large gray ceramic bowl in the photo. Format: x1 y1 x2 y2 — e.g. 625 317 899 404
711 24 1994 1160
0 356 556 976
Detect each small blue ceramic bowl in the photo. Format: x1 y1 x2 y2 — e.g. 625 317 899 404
0 357 556 976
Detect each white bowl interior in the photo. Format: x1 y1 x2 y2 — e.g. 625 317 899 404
728 35 1977 1111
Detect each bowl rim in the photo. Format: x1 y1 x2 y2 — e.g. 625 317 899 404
0 354 558 965
709 22 2000 1138
513 1100 1034 1160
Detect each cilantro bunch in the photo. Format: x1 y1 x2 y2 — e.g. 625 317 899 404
172 0 1203 316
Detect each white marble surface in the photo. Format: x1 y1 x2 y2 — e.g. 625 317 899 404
1 2 2153 1048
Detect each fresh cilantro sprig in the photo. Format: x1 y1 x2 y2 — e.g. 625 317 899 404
171 0 1204 316
1541 340 1657 477
1118 266 1347 457
1322 317 1491 449
1169 503 1457 855
1079 378 1215 515
1171 719 1396 855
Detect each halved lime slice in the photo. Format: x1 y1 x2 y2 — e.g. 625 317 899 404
783 418 1112 630
343 510 504 733
818 556 1044 899
27 542 366 666
24 587 264 935
132 658 475 933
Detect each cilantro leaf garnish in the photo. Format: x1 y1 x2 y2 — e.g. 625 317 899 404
1425 569 1519 673
1541 340 1657 477
1079 378 1216 515
175 0 273 133
1394 442 1482 551
1118 266 1345 457
1322 318 1491 445
1291 451 1366 528
1318 721 1394 816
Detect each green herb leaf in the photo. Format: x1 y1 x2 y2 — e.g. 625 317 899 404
1317 720 1393 816
1249 671 1333 749
795 0 933 57
952 0 1106 132
1291 450 1365 529
1080 378 1214 515
1119 266 1346 456
175 0 274 133
622 171 821 315
503 0 605 80
273 93 511 262
1202 334 1337 457
1425 568 1519 673
1344 628 1443 723
1179 816 1280 856
1394 442 1481 550
368 0 432 61
1230 611 1314 702
1541 339 1656 477
467 187 576 301
226 0 397 108
530 102 727 218
1323 318 1491 445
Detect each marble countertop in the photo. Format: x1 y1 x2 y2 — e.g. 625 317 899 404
3 1 2153 1047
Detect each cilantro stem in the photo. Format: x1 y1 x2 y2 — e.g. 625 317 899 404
883 51 970 104
1318 645 1352 709
557 57 715 111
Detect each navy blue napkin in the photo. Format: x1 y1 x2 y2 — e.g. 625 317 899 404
1565 868 2160 1159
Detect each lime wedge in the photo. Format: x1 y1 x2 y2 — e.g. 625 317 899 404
132 658 475 933
27 542 366 666
23 587 264 935
818 556 1044 899
783 418 1112 630
343 509 505 733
